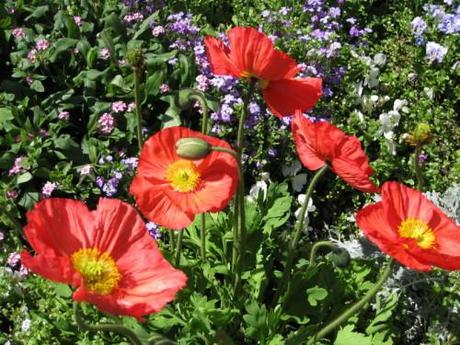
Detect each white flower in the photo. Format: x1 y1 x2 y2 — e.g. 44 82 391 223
21 318 31 332
291 173 307 192
373 53 387 67
365 67 380 88
248 180 268 202
282 160 302 177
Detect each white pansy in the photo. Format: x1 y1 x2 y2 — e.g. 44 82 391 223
248 180 268 203
373 53 387 67
291 173 307 192
282 159 302 177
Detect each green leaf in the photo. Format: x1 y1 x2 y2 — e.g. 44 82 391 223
133 11 159 40
30 80 45 92
52 282 72 298
144 70 164 101
17 172 33 184
262 195 292 233
48 38 78 62
335 325 372 345
25 5 49 19
306 286 328 306
0 107 14 126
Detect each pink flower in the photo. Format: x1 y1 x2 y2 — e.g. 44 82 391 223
7 252 21 267
73 16 82 27
152 26 165 37
58 111 70 120
160 83 170 93
100 48 110 60
111 101 127 113
98 113 116 134
36 39 49 51
27 49 37 63
127 102 136 112
25 76 33 85
12 27 26 39
41 182 57 198
6 190 19 200
8 156 25 176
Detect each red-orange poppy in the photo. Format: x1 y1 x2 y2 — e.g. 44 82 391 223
20 198 187 321
292 111 379 193
356 182 460 271
129 126 239 230
204 26 322 117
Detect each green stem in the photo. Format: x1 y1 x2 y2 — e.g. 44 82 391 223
211 146 241 274
193 92 210 262
232 80 255 293
306 259 394 344
133 67 143 152
274 165 328 304
308 240 337 267
174 230 184 266
73 303 143 345
414 145 424 191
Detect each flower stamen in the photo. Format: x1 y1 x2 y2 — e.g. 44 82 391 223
165 160 201 192
398 218 436 249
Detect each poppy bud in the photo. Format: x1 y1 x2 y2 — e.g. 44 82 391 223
126 47 144 68
176 137 211 160
406 123 431 146
330 248 351 268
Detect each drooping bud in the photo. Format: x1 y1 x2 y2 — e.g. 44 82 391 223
330 247 351 268
126 47 144 69
176 137 212 160
405 122 431 146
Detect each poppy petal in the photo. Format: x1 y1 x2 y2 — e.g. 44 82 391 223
204 36 240 77
263 78 322 117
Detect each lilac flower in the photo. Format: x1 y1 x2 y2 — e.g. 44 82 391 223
100 48 111 60
7 252 21 267
98 113 116 134
36 39 49 51
423 4 445 19
248 102 261 115
326 42 342 58
124 12 144 23
121 157 138 171
418 152 428 165
146 222 161 240
196 74 209 91
102 177 119 197
261 10 271 18
111 101 127 113
329 7 341 18
411 17 427 35
160 83 170 93
12 27 26 39
219 103 234 122
58 111 70 120
8 156 25 176
42 182 57 198
426 41 448 63
438 14 460 34
96 176 105 188
151 25 165 37
279 7 289 15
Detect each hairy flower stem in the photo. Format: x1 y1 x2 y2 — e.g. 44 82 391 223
174 230 184 266
192 92 210 261
133 67 143 152
211 146 242 277
414 145 424 191
306 259 394 344
73 302 142 345
233 80 255 293
274 165 328 305
308 240 337 267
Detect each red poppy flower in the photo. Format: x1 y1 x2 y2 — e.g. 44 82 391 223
129 126 239 230
204 26 322 117
356 182 460 271
20 198 187 321
292 111 379 193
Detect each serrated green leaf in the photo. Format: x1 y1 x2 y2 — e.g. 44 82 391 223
335 325 372 345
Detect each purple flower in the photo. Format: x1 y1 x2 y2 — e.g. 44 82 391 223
279 7 289 15
146 222 161 240
6 190 19 200
96 176 105 188
41 182 57 198
438 14 460 34
196 74 209 91
102 177 119 197
418 152 428 165
98 113 116 134
426 41 448 63
27 49 37 63
248 102 261 115
121 157 138 171
329 7 341 18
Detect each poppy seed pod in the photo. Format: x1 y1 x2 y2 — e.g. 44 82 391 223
176 137 212 160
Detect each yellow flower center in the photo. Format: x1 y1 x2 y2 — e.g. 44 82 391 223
165 159 201 192
71 248 121 295
240 71 270 90
398 218 436 249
